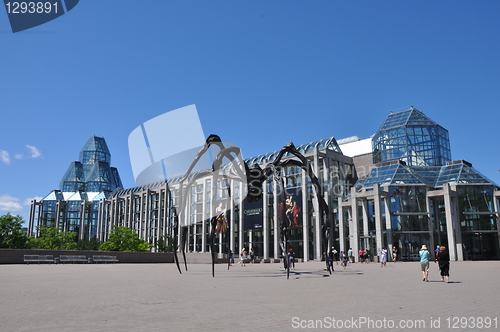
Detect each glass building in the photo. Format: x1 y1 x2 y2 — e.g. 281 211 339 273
59 136 122 192
29 136 123 240
28 108 500 261
340 109 500 262
372 106 451 166
98 136 354 261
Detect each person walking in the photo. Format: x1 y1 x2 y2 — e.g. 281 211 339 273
332 247 338 265
249 248 255 263
348 248 353 263
239 248 247 267
327 247 335 272
438 246 450 283
380 247 387 267
342 253 348 269
287 248 295 270
419 245 430 282
359 248 364 263
364 248 370 263
392 246 398 262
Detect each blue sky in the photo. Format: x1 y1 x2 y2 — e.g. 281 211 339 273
1 1 499 225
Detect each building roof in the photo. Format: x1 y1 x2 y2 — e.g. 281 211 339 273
338 137 372 157
377 107 439 132
336 136 362 145
245 136 342 166
356 160 498 189
42 191 109 201
110 136 345 196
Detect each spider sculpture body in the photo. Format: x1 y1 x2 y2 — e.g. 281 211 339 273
172 135 332 278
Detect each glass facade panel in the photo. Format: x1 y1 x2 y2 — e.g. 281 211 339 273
40 200 57 227
389 186 427 213
457 186 497 231
462 232 500 260
392 233 431 261
458 186 494 214
373 108 451 166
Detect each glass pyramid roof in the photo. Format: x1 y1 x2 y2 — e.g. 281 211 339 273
359 163 428 188
435 163 496 186
43 191 65 200
79 136 111 164
357 161 498 189
59 136 123 192
378 107 438 132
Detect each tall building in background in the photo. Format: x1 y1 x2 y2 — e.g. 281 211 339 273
60 136 122 192
29 136 123 240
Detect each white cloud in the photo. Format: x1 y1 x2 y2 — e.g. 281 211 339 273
23 196 43 205
26 145 42 158
0 146 42 165
0 150 11 165
0 194 23 212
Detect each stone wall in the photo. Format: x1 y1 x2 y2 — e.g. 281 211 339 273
0 249 174 264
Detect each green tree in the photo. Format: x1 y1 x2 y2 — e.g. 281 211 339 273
29 225 77 250
99 226 152 252
76 236 101 251
155 235 174 252
0 214 30 249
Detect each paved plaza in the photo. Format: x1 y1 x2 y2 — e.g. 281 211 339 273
1 259 499 331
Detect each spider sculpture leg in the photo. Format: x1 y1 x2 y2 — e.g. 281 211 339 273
172 216 182 274
174 135 248 276
181 226 188 272
209 216 217 278
261 141 332 276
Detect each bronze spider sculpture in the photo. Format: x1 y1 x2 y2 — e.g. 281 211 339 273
172 134 332 278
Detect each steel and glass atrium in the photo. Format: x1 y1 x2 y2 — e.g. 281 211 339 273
59 136 123 192
372 107 451 167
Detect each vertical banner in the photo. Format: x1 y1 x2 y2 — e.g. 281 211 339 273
243 196 263 230
278 188 302 227
214 201 229 233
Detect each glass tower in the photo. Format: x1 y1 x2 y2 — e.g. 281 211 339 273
372 107 451 166
59 136 123 192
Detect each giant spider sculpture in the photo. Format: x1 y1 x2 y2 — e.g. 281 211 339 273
172 134 332 278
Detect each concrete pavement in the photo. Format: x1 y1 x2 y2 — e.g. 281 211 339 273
0 260 498 331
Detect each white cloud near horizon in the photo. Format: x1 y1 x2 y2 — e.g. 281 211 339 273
23 196 43 205
0 150 11 164
26 145 42 158
0 194 23 212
